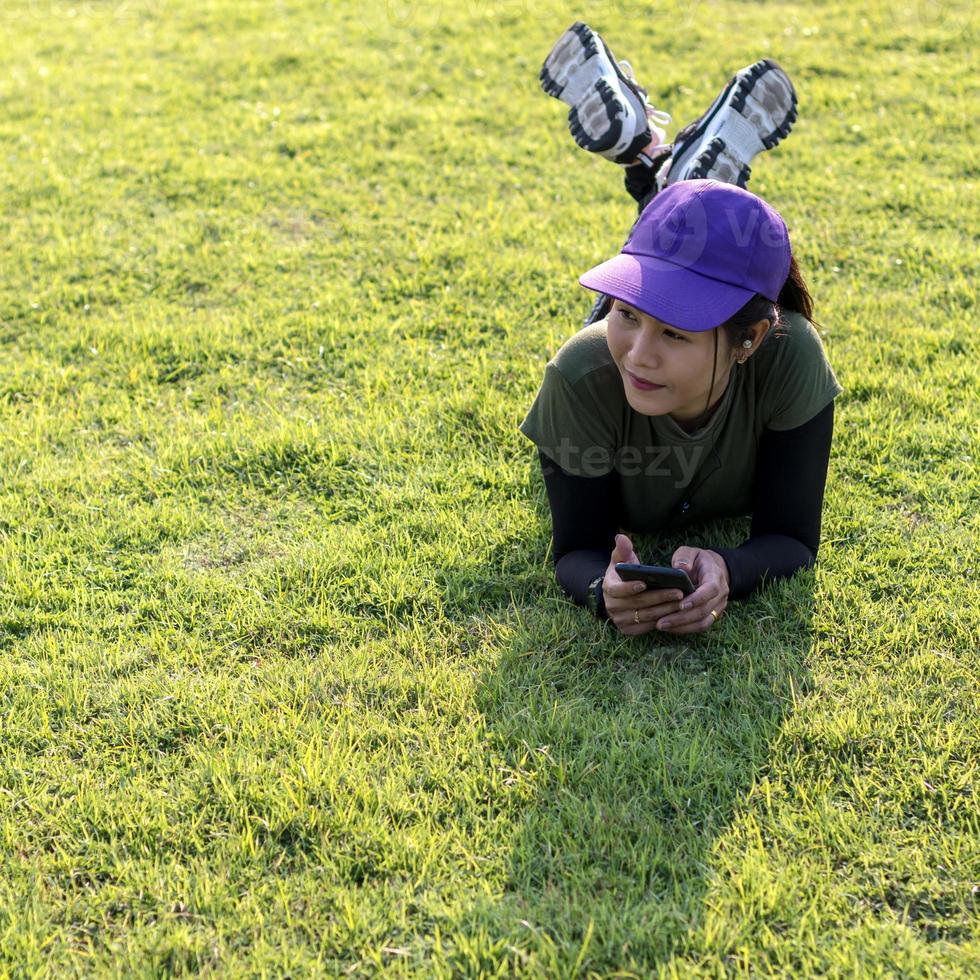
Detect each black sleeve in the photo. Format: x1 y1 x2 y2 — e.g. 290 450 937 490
712 399 836 600
624 155 669 213
537 449 620 620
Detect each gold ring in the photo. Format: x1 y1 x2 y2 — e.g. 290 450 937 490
709 609 719 622
634 609 640 624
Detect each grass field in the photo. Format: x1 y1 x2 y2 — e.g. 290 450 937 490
0 0 977 975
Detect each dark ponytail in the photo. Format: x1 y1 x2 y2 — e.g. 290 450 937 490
721 251 817 351
777 254 814 320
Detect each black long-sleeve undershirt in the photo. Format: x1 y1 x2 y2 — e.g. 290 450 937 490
538 399 835 619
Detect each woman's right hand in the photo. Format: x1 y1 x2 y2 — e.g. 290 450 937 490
602 533 688 636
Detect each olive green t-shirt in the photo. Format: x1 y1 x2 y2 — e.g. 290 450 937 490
518 312 843 534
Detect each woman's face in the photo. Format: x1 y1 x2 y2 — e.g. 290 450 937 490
605 299 736 424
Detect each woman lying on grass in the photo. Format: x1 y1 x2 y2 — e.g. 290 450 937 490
520 23 843 636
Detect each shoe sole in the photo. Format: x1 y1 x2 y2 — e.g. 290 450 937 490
540 21 651 163
540 22 600 100
665 59 797 188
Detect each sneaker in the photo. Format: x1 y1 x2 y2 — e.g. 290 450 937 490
540 21 671 167
661 59 797 189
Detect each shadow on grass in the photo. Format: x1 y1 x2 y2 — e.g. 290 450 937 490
443 517 817 974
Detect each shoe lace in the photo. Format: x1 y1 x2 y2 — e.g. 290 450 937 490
618 59 671 128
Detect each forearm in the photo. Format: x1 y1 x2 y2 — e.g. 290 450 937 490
714 402 835 601
624 157 668 212
537 449 619 620
712 535 816 601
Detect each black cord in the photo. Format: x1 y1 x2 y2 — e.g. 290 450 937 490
666 433 724 525
665 333 730 526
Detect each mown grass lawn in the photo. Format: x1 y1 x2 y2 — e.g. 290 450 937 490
0 0 977 975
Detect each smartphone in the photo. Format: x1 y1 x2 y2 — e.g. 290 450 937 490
615 562 695 596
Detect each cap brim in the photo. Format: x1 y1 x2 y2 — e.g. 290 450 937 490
578 252 756 331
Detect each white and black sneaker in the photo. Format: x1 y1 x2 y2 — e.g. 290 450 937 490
661 59 797 189
540 21 670 168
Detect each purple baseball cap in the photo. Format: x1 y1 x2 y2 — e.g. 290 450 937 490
579 179 791 331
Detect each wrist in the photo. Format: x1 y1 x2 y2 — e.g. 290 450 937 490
707 549 732 592
585 573 606 619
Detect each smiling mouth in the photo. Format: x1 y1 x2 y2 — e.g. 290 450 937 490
627 371 665 388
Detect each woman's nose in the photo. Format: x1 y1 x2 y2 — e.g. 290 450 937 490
631 331 661 368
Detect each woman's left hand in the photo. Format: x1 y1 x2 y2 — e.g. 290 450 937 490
654 547 731 634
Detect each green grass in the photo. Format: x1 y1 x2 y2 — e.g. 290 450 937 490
0 0 977 975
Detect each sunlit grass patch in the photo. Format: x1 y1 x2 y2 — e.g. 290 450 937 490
0 0 977 974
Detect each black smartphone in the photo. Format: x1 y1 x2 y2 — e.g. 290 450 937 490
615 562 695 596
